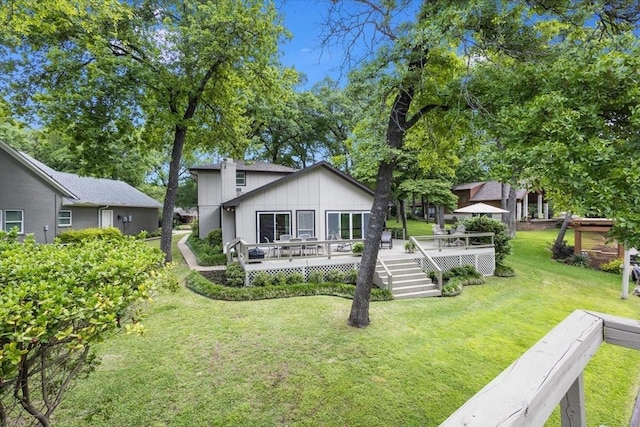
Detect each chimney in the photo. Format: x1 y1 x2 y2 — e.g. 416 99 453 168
221 158 237 201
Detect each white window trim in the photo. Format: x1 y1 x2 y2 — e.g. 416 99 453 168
236 171 246 186
5 209 24 234
296 210 315 237
58 210 73 227
326 211 370 240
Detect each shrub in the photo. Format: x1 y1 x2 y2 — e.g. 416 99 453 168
345 269 358 285
441 278 464 297
57 227 123 243
251 272 271 287
307 270 324 284
494 264 516 277
351 242 364 254
185 272 393 301
566 252 591 268
404 241 414 253
461 217 513 265
270 272 288 286
225 263 245 287
286 273 305 285
206 228 223 246
551 240 574 260
186 233 226 266
600 258 623 274
325 269 346 283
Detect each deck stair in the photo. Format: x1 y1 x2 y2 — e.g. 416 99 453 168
375 258 440 299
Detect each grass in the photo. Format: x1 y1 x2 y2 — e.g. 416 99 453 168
53 228 640 426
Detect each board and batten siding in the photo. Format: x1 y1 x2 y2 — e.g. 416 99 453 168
234 167 374 244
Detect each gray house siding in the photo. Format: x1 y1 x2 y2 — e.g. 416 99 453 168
0 148 61 242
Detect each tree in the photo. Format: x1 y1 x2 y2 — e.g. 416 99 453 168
0 230 175 427
0 0 293 262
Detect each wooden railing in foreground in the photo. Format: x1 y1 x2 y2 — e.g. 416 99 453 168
410 236 442 291
440 310 640 427
412 232 495 251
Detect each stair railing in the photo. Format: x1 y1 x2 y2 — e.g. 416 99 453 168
410 236 442 291
377 258 393 293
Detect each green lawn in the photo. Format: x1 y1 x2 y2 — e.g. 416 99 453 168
53 228 640 426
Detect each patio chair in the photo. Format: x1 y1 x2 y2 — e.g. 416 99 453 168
289 237 303 256
454 223 466 234
263 237 279 258
303 237 319 255
432 224 447 235
278 234 291 256
380 231 393 249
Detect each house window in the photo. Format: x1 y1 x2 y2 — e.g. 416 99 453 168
257 212 291 243
296 211 315 237
326 211 370 240
236 171 246 186
58 210 72 227
4 210 24 234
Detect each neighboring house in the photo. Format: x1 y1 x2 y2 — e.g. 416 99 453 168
173 207 198 225
452 181 549 220
0 140 161 243
190 159 375 246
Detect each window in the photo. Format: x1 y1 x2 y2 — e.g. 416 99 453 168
5 210 24 234
58 210 72 227
236 171 246 186
257 212 291 243
296 211 315 237
326 211 370 240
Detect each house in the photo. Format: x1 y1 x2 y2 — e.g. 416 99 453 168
452 181 549 220
190 159 375 246
173 207 198 225
0 140 161 243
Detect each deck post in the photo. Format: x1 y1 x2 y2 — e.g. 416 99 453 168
560 373 586 427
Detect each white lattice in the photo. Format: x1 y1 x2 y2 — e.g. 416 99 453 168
246 262 361 286
421 253 495 276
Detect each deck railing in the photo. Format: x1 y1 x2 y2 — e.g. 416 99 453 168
376 258 394 292
410 236 442 291
412 232 495 251
236 238 365 264
440 310 640 426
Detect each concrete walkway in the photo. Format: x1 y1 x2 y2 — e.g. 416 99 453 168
176 232 226 271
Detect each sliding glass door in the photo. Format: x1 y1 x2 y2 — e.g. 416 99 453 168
326 212 370 240
257 212 291 243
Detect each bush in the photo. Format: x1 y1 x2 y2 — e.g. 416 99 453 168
251 271 271 287
551 240 574 260
441 278 464 297
206 228 223 246
270 272 288 286
225 263 245 287
461 217 513 265
600 258 623 274
566 252 591 268
351 242 364 254
185 271 393 301
307 270 324 284
286 273 305 285
494 264 516 277
57 227 123 243
186 233 226 266
325 269 346 283
345 269 358 285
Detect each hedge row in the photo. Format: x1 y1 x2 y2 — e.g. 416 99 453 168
185 271 393 301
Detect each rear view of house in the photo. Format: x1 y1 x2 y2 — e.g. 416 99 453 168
0 140 161 242
191 159 375 246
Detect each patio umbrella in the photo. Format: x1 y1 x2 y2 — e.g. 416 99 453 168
454 202 509 214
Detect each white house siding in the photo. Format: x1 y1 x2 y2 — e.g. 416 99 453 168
234 167 373 244
197 170 291 238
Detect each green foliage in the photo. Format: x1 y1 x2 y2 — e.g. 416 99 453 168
286 273 305 285
185 272 393 301
225 263 245 287
351 242 364 253
566 252 591 268
206 229 223 247
270 272 288 287
251 272 271 287
600 258 623 274
0 231 174 425
494 264 516 277
404 241 414 253
551 240 575 260
57 227 124 243
461 217 513 265
307 270 324 284
325 270 346 283
441 278 464 297
345 269 358 285
186 233 226 266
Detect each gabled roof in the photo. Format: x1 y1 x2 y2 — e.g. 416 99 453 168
222 161 374 208
1 140 161 209
191 159 297 174
454 180 528 201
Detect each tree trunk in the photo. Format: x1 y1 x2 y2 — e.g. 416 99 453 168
555 211 573 246
395 199 401 223
400 199 408 240
160 125 187 262
501 182 517 237
436 205 445 228
422 196 427 221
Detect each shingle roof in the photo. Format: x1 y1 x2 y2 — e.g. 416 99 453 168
20 152 161 208
191 159 297 173
455 181 528 201
222 161 374 208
